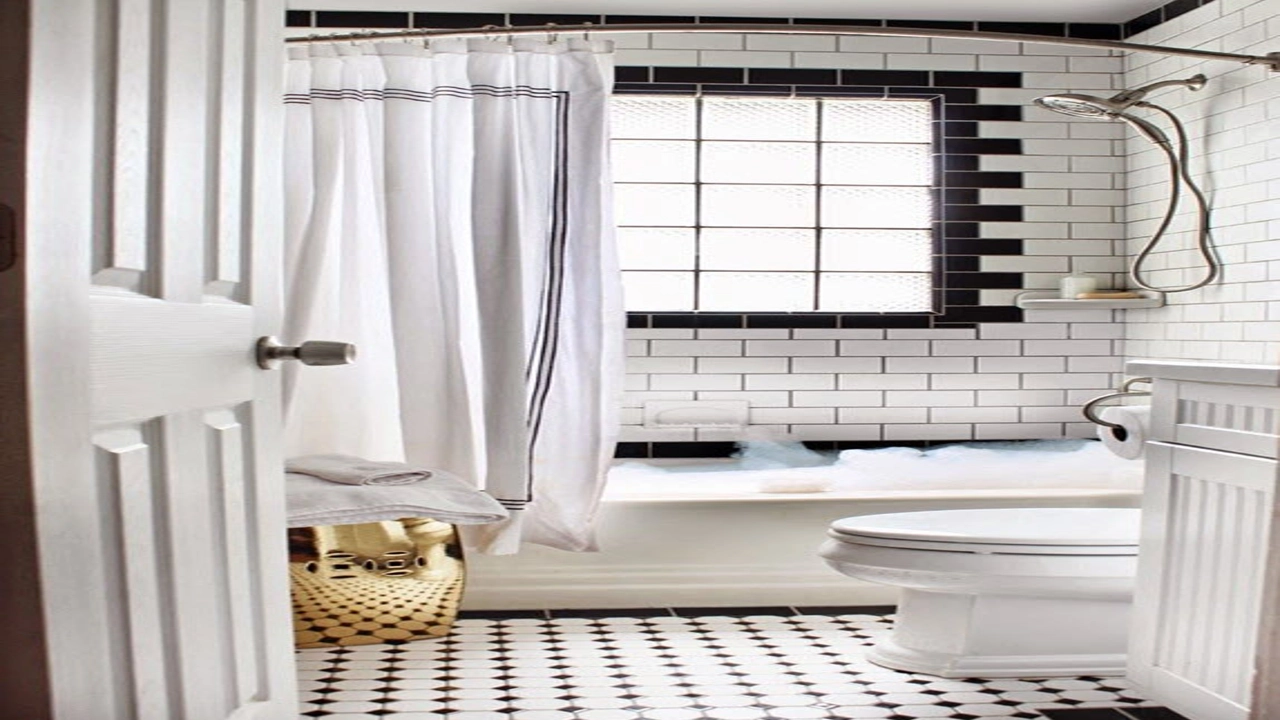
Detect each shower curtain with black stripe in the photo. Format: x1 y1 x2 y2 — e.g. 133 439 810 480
282 38 623 553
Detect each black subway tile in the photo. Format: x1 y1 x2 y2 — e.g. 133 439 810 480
697 16 792 24
940 154 979 171
943 121 978 137
1162 0 1202 20
700 83 791 95
604 15 697 24
841 69 930 86
614 83 698 94
949 272 1024 289
943 289 980 306
315 11 410 28
839 314 931 328
944 255 980 271
550 608 671 618
1068 23 1123 40
797 85 886 97
627 313 650 328
913 87 978 103
945 205 1024 222
413 12 508 28
947 238 1023 255
614 442 649 458
943 222 980 238
615 66 651 83
509 13 603 26
654 67 745 83
749 68 838 85
944 171 1023 188
946 104 1022 121
1124 8 1164 37
651 441 738 458
934 71 1023 88
795 604 897 615
941 306 1023 323
947 138 1021 155
651 313 743 328
885 19 976 30
977 21 1067 36
794 18 885 26
285 10 312 27
943 188 980 204
746 314 838 328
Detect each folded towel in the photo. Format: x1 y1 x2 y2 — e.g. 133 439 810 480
287 454 431 486
285 470 508 528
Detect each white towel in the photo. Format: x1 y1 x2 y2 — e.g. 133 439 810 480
285 470 508 528
287 454 430 486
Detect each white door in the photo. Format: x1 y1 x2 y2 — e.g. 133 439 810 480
11 0 297 718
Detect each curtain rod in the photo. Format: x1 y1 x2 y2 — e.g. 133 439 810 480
286 22 1280 72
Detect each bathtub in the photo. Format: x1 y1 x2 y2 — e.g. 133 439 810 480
464 444 1143 610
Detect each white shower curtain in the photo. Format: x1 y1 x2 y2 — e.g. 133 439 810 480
283 38 623 553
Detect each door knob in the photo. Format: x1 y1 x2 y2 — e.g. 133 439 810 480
256 336 357 369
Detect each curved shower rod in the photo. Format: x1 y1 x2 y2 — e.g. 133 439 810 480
286 22 1280 72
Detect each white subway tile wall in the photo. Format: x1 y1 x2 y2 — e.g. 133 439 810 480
617 32 1130 446
1121 0 1280 364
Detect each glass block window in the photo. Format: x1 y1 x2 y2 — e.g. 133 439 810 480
612 95 936 313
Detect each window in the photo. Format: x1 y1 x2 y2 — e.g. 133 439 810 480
611 95 937 313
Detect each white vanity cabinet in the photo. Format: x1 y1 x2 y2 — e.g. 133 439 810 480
1127 361 1280 720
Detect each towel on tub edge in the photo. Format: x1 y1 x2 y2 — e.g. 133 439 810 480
287 454 431 486
285 469 508 528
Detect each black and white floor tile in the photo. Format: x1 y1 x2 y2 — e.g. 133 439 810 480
296 607 1181 720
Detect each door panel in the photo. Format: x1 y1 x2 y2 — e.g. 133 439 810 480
25 0 294 718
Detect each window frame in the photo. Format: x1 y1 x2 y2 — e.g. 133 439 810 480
612 93 941 316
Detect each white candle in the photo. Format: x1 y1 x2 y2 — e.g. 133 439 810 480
1059 275 1099 299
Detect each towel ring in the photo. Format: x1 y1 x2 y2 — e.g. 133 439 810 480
1082 377 1152 439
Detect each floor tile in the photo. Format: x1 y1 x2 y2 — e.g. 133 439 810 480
297 607 1177 719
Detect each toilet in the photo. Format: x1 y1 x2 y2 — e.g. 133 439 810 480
820 507 1141 678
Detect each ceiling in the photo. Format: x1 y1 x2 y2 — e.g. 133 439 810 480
292 0 1170 24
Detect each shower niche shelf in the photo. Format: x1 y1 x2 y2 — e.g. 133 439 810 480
1015 290 1165 310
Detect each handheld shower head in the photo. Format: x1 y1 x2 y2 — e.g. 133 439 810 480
1033 74 1208 120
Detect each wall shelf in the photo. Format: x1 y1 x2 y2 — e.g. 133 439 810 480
1014 290 1165 310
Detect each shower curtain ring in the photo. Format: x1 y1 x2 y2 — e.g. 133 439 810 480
545 23 559 44
581 21 593 41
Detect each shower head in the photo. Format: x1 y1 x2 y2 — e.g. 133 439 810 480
1033 74 1208 120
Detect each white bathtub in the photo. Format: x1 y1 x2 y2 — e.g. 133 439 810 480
464 446 1143 610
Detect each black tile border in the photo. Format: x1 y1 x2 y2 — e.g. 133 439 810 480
294 3 1215 41
615 74 1025 331
616 438 1042 459
456 604 898 621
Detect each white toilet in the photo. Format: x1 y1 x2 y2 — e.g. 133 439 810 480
820 507 1141 678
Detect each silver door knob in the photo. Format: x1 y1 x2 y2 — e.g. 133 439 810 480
256 336 357 369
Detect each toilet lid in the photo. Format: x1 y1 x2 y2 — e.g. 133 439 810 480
829 508 1141 550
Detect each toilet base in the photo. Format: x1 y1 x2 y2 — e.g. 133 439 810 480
869 588 1131 678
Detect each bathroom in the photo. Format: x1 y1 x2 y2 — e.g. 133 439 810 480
269 0 1280 718
6 0 1280 719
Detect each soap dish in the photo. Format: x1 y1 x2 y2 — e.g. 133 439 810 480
1014 290 1165 310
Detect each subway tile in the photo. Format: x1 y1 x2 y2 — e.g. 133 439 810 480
745 374 837 390
886 390 976 407
744 34 837 51
1022 406 1092 423
627 357 696 373
1021 373 1115 389
748 67 839 84
886 54 977 71
701 51 795 68
838 340 930 356
750 407 838 424
1023 339 1115 355
792 391 884 407
884 423 973 440
618 426 698 442
885 328 976 340
979 323 1070 339
697 328 789 339
792 357 884 373
930 373 1021 389
932 406 1020 423
623 391 696 406
886 357 976 373
931 339 1022 356
838 407 930 424
788 424 883 441
838 374 929 390
697 390 791 407
976 422 1064 439
746 340 837 356
650 374 744 391
793 328 886 340
651 33 744 50
650 340 743 356
977 389 1067 406
697 357 789 373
